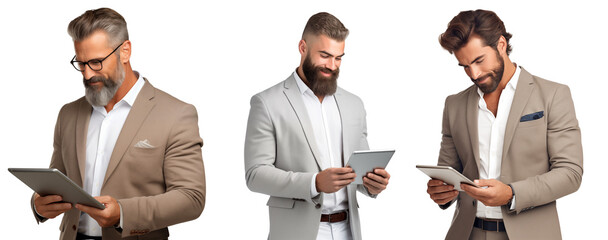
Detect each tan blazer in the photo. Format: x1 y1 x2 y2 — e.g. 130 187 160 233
438 67 583 240
31 80 206 240
244 74 373 240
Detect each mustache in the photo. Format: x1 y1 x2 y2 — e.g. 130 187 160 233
318 67 339 77
471 73 492 83
320 68 334 74
83 76 107 86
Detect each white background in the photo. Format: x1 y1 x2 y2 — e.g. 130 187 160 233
1 0 605 239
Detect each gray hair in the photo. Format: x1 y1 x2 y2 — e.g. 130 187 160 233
67 8 129 48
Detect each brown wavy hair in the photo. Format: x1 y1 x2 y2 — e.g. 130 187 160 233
439 9 512 55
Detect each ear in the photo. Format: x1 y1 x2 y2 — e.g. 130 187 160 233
497 35 507 56
298 39 307 56
119 40 132 64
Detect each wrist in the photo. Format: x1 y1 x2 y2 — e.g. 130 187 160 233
506 184 515 207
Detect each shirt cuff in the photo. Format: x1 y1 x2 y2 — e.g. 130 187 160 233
311 173 320 198
509 195 516 211
118 201 124 228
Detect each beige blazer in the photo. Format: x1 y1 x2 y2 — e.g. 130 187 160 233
244 74 374 240
438 67 583 240
31 80 206 240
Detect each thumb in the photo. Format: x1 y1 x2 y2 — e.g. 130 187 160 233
474 179 494 187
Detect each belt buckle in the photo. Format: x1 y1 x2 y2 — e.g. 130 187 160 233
485 218 501 232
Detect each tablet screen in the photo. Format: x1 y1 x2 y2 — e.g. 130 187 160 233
8 168 105 209
347 150 395 185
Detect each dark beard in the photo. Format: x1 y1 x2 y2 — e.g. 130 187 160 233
301 54 339 96
472 50 504 94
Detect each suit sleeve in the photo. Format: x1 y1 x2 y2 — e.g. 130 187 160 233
31 105 69 223
118 104 206 237
437 96 462 209
244 94 318 202
509 85 583 214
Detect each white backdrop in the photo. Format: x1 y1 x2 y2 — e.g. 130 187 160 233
1 0 605 239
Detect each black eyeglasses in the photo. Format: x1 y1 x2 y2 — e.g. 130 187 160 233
70 42 123 72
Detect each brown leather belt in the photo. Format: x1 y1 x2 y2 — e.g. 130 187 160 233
320 211 348 223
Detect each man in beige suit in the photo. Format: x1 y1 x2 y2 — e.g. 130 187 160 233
31 8 205 240
426 10 583 240
245 12 390 240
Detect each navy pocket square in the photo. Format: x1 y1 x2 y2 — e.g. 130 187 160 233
520 111 544 122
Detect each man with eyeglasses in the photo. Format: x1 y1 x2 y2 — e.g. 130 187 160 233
31 8 206 240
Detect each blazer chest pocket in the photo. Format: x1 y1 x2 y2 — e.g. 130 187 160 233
345 117 364 130
518 111 545 128
125 146 165 177
266 197 295 209
128 145 164 159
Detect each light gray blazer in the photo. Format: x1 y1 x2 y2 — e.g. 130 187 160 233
245 74 373 240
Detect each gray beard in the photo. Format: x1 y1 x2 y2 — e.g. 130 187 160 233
84 63 125 107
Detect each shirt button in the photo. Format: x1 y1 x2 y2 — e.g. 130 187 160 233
315 204 321 209
72 225 76 231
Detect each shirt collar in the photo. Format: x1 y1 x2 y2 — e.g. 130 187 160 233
293 71 313 96
477 63 521 97
92 71 145 113
509 64 521 91
122 71 144 107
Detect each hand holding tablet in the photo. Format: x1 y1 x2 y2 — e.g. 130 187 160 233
416 165 479 191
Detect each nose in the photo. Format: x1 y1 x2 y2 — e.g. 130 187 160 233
469 65 482 80
325 58 337 71
82 65 96 80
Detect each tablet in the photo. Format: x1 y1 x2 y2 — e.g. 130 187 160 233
416 165 479 191
347 150 395 185
8 168 105 209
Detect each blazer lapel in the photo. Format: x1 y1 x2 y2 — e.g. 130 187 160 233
502 67 534 161
282 75 323 170
466 88 481 169
76 99 92 186
103 80 156 185
333 90 350 164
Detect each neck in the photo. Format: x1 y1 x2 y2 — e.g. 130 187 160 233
296 67 325 102
498 57 516 91
104 64 137 112
482 57 516 117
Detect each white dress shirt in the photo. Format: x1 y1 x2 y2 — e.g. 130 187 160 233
476 66 520 219
79 73 144 236
294 72 351 240
294 72 348 213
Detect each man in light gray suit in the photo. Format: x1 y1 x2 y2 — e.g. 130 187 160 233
426 10 583 240
245 12 390 240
